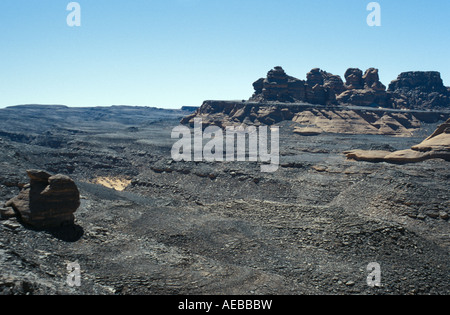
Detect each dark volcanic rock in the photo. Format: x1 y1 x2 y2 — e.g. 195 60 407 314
5 170 80 229
388 72 450 109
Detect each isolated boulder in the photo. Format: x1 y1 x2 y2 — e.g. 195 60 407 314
5 170 80 229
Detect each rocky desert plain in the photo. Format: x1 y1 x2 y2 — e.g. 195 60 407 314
0 66 449 295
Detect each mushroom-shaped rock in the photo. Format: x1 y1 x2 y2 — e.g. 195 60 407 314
5 170 80 229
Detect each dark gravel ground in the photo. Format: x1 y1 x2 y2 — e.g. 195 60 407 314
0 105 448 295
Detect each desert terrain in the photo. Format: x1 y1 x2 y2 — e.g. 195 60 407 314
0 101 448 295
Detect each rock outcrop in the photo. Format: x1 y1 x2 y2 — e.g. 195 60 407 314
181 101 304 127
292 109 421 136
5 170 80 229
306 68 325 86
181 66 450 136
363 68 387 91
250 66 395 108
344 68 364 90
337 68 389 107
180 100 449 136
250 66 302 102
250 67 338 105
323 72 346 96
345 118 450 163
388 72 450 109
249 67 450 109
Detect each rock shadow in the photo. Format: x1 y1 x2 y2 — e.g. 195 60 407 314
20 221 85 242
45 224 84 242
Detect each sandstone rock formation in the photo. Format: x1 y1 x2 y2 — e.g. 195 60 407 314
337 68 388 108
248 66 450 110
344 68 364 90
4 170 80 229
180 100 449 137
363 68 386 91
250 67 338 105
388 72 450 109
181 101 299 128
306 68 325 86
249 67 450 109
249 66 396 108
345 118 450 163
250 66 300 102
293 109 421 136
181 66 450 136
322 72 346 96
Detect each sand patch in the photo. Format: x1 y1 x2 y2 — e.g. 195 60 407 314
93 177 132 191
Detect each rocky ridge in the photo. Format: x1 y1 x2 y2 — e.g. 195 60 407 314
181 100 449 137
182 66 449 136
388 72 450 109
249 66 449 110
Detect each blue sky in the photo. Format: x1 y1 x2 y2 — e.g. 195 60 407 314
0 0 449 108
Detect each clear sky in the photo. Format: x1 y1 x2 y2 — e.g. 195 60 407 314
0 0 449 109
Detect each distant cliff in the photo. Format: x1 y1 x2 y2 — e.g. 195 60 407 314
388 72 450 109
181 100 449 137
249 66 450 110
181 66 450 136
